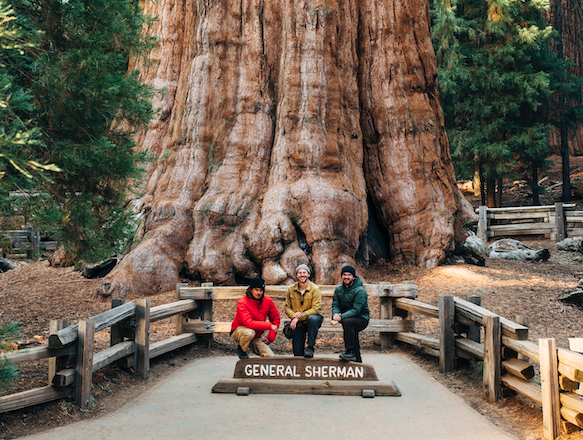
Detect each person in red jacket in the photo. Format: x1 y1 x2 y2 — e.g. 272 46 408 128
231 277 280 359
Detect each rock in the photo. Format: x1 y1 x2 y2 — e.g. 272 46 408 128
487 239 550 262
557 237 583 252
463 231 487 261
559 290 583 306
0 257 16 272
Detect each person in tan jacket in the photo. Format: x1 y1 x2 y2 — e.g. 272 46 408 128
285 264 323 358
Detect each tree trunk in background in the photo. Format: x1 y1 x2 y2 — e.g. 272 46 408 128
546 0 583 157
99 0 475 298
487 179 496 208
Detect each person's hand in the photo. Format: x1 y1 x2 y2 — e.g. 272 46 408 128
291 317 299 330
330 319 338 326
271 324 278 332
333 313 341 322
294 311 302 319
262 337 272 345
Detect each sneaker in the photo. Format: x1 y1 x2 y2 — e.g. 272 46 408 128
304 346 314 358
236 345 249 359
339 350 356 362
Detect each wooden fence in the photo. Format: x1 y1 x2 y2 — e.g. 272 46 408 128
1 227 55 258
476 203 583 243
3 281 583 439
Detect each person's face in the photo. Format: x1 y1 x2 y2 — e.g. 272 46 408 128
296 269 309 283
251 287 263 299
342 272 355 285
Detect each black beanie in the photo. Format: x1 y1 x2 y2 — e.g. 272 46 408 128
249 277 265 290
341 265 356 276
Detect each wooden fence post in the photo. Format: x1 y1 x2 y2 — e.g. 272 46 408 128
379 282 394 349
439 295 455 373
540 338 561 440
555 202 565 241
515 316 528 361
477 206 488 243
483 315 501 403
110 299 127 346
134 298 150 379
48 319 67 385
75 320 95 409
466 295 481 343
200 282 214 347
175 283 188 335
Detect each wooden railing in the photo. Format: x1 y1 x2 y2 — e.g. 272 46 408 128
3 281 583 439
390 292 583 440
0 227 55 258
476 203 578 243
1 298 198 413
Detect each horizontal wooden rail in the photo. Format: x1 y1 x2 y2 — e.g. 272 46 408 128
48 302 136 348
150 333 198 359
502 374 542 406
178 283 418 301
5 344 76 364
456 338 484 360
503 358 534 381
475 204 576 214
92 341 134 371
454 298 528 340
395 332 439 350
0 385 73 413
150 300 196 322
502 336 540 363
558 348 583 373
393 298 438 318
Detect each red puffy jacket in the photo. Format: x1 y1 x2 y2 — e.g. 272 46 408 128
231 295 280 342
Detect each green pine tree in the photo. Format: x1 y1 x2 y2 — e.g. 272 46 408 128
0 319 20 393
432 0 582 206
9 0 156 264
0 1 59 212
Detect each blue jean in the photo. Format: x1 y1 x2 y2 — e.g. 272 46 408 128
291 314 323 356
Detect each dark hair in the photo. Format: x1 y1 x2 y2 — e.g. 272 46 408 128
246 277 265 301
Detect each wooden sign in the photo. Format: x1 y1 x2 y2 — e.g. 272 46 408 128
233 357 378 381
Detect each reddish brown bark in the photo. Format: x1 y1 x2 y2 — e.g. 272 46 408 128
99 0 475 298
546 0 583 156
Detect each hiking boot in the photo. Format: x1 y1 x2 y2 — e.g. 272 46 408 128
304 346 314 358
339 350 356 362
236 345 249 359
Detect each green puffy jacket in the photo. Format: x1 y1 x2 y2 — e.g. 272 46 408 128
332 277 370 322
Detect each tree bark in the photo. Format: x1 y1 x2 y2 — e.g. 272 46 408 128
99 0 475 298
546 0 583 157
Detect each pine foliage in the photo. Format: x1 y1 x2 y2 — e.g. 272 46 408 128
0 319 19 392
0 1 58 211
432 0 582 197
7 0 156 264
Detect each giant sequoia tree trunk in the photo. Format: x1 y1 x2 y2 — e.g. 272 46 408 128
99 0 475 298
546 0 583 156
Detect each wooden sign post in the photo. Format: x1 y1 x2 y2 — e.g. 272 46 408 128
212 357 401 398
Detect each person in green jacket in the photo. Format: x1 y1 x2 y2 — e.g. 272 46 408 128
331 265 370 362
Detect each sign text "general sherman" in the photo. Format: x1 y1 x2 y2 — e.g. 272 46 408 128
243 363 364 379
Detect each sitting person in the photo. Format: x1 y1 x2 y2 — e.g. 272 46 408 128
330 265 369 363
285 264 323 358
231 277 280 359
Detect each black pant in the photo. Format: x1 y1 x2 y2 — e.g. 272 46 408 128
341 316 368 362
290 314 323 356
